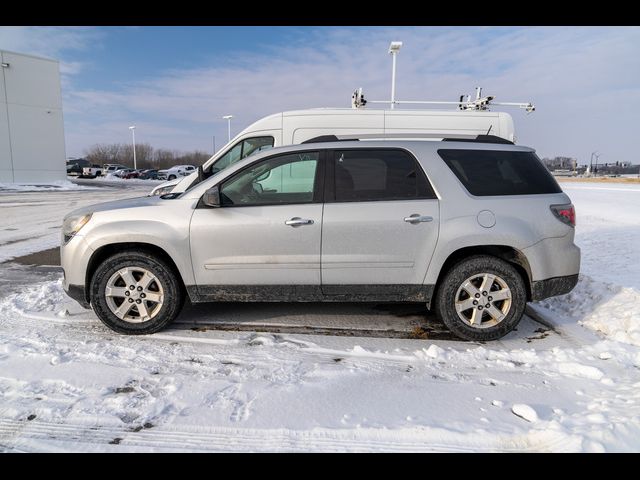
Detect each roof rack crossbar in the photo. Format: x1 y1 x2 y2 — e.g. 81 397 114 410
442 135 514 145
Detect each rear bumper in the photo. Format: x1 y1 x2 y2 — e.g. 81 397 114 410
521 233 581 282
531 274 579 301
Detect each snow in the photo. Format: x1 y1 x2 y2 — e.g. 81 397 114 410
0 180 100 192
99 174 163 186
0 185 152 263
511 404 539 423
0 180 639 452
538 182 640 346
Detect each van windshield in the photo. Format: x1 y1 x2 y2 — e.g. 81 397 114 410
185 136 274 192
210 136 274 174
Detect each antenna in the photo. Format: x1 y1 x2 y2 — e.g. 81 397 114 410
351 88 367 109
351 86 535 113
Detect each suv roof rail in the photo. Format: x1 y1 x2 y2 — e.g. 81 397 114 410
301 135 360 144
442 134 514 145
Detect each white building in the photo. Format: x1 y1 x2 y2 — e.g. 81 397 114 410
0 49 66 183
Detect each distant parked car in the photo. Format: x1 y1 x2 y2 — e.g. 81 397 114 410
103 164 129 176
138 169 160 180
81 164 103 178
113 168 134 178
123 169 143 179
157 165 196 181
66 158 91 176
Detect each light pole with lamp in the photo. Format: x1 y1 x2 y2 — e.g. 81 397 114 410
388 41 402 109
222 115 233 143
589 151 599 176
129 125 137 170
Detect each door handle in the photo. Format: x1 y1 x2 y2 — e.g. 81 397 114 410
404 214 433 224
285 217 314 227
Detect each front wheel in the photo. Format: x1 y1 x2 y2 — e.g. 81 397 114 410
435 255 526 341
90 251 184 334
168 175 176 180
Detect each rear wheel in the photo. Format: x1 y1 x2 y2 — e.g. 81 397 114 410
90 251 184 334
435 255 526 341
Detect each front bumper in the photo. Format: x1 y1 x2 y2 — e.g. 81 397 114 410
61 235 94 308
64 282 90 308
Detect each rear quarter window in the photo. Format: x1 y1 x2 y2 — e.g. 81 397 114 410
438 149 562 196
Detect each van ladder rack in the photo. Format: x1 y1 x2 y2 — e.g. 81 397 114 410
351 87 535 113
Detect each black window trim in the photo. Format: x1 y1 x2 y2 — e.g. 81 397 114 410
323 147 437 204
207 148 326 209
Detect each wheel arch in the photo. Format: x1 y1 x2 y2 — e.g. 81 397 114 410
85 242 186 304
430 245 533 307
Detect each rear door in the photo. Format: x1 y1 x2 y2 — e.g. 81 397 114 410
321 148 440 295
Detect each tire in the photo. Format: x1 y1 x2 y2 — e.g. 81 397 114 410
435 255 526 341
168 175 176 180
90 251 184 335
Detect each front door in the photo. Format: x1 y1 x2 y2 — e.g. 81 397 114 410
190 150 323 298
321 148 440 296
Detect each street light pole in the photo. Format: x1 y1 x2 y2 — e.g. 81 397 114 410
388 41 402 110
589 151 598 176
222 115 233 143
129 125 137 170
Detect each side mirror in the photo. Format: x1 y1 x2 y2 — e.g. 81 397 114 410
202 186 221 208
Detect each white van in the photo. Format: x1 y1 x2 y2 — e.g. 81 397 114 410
150 108 516 196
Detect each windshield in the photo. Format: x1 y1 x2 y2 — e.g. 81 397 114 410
184 136 274 192
211 136 274 174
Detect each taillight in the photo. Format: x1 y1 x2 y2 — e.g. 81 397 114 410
550 204 576 227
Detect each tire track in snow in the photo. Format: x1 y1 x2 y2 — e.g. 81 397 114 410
0 417 583 452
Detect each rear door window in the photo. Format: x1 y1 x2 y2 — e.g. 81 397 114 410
438 149 562 196
332 149 436 202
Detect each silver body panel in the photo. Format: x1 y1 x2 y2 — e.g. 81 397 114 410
190 204 322 285
321 200 439 286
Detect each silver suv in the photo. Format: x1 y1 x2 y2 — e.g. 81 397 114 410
61 137 580 341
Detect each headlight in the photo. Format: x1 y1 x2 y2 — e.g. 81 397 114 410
150 185 175 196
62 213 92 243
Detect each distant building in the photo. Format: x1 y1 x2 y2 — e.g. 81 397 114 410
542 156 577 171
0 50 66 183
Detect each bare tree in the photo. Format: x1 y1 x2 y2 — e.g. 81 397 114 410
83 143 211 170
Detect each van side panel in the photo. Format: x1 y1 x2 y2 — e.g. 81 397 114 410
384 110 507 139
283 110 384 144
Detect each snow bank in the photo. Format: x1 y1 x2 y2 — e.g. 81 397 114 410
4 278 67 315
101 174 162 185
539 275 640 347
0 180 99 192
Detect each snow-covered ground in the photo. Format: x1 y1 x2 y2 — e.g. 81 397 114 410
0 181 639 452
0 180 100 192
0 185 151 263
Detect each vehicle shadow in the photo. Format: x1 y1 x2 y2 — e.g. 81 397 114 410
175 300 458 340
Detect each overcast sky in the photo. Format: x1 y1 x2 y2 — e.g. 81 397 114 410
1 26 638 165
